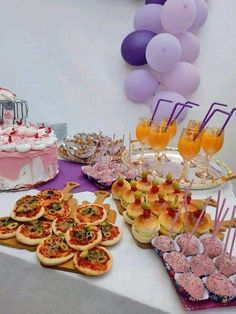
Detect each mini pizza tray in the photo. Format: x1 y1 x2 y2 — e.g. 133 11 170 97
0 184 116 253
151 238 236 311
113 198 231 249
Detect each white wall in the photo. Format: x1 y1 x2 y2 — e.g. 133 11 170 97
0 0 235 171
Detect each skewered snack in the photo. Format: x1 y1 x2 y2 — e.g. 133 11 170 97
111 176 130 200
123 191 144 225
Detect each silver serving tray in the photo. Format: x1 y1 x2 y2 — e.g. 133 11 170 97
122 144 233 190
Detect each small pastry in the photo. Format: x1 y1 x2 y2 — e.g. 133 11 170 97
185 208 211 236
146 179 161 203
206 273 235 303
136 170 152 193
121 180 140 209
123 191 143 225
159 203 184 236
150 192 169 217
159 173 175 195
131 204 160 244
111 176 130 200
167 182 185 204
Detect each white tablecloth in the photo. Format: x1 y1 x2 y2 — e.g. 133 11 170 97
0 183 235 314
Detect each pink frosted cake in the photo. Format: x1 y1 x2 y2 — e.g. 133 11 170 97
0 124 58 190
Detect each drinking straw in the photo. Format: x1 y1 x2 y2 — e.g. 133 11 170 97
171 101 200 125
219 206 236 273
168 180 193 237
165 103 193 129
150 98 173 123
219 107 236 135
128 133 131 163
229 218 236 257
182 197 211 255
202 102 228 123
194 108 231 139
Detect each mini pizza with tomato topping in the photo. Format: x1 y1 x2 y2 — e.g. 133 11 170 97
37 235 75 266
74 246 112 276
52 217 77 236
37 189 63 202
74 204 107 225
98 221 122 246
43 201 70 221
16 220 52 246
65 224 102 250
11 195 44 222
0 217 20 239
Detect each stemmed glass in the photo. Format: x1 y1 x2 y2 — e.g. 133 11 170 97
196 127 224 180
178 128 202 184
186 120 203 168
160 119 177 162
135 117 151 164
148 122 170 177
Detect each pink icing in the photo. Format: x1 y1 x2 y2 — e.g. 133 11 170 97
0 145 58 180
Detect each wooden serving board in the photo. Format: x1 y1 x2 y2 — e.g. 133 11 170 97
42 191 117 274
0 184 116 253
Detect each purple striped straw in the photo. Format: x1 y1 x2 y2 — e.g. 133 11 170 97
165 102 193 128
170 101 199 125
219 107 236 135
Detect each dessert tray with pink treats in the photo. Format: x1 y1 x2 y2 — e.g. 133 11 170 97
151 193 236 311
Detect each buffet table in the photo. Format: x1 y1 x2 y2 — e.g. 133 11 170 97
0 181 235 314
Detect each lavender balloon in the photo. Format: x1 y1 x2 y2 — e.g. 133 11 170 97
163 62 200 96
151 91 187 123
124 70 159 102
145 0 167 4
146 33 181 72
189 0 208 33
177 32 200 63
161 0 197 35
121 30 156 66
134 4 163 34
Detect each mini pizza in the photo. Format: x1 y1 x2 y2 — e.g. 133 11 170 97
43 201 70 221
74 246 112 276
37 189 63 203
74 204 107 225
52 217 77 236
36 235 75 266
11 195 44 222
16 220 52 246
65 224 102 250
98 221 122 246
0 217 19 239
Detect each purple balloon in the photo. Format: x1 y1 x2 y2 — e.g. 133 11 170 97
177 32 200 63
121 30 156 66
145 0 167 4
161 0 197 35
146 33 181 72
151 91 187 123
134 4 163 34
189 0 208 33
124 70 159 103
162 62 200 96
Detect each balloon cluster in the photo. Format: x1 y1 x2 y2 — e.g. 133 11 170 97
121 0 208 122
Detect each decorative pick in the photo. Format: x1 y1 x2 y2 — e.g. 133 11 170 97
182 197 211 255
150 98 173 123
229 218 236 257
219 205 236 272
168 180 193 237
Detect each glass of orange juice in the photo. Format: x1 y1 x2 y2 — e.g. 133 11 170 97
178 128 201 183
196 127 224 179
148 122 170 176
186 120 203 168
135 117 151 163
